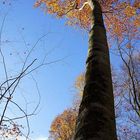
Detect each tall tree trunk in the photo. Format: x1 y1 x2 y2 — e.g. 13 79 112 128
74 0 117 139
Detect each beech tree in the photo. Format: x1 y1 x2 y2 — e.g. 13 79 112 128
49 65 140 140
35 0 139 139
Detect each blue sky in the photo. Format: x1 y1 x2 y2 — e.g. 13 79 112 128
0 0 120 139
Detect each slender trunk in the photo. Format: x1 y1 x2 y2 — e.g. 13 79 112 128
74 0 117 139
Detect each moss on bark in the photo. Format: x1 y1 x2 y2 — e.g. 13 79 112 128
74 0 117 140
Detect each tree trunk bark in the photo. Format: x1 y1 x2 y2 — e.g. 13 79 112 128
74 0 117 140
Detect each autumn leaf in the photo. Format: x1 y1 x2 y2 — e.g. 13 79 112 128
35 0 140 39
124 6 136 17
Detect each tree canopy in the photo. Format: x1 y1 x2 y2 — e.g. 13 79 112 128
35 0 140 39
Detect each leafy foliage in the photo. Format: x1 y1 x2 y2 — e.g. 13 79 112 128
49 109 77 140
0 123 22 139
49 55 140 139
35 0 140 39
34 0 140 139
74 72 85 96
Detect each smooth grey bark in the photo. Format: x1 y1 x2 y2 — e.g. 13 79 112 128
74 0 117 140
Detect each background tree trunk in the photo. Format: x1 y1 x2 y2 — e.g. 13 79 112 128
74 0 117 139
